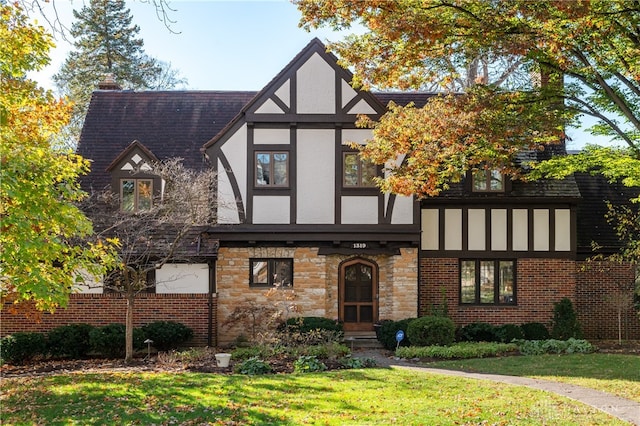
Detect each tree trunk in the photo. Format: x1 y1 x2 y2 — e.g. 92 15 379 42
125 290 135 363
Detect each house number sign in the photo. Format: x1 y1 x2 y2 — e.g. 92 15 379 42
352 242 368 249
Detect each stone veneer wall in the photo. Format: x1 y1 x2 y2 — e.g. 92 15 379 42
216 246 418 345
0 293 214 346
575 261 640 340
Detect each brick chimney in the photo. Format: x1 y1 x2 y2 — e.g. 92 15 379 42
98 74 122 90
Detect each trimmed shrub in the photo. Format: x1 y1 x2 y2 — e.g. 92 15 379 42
47 323 94 359
495 324 525 343
89 324 144 358
377 318 416 350
516 338 596 355
457 322 499 343
1 332 47 364
282 316 343 333
520 322 550 340
396 342 518 360
551 298 582 340
142 321 193 351
406 316 455 347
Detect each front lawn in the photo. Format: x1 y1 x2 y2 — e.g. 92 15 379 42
1 368 627 425
425 353 640 403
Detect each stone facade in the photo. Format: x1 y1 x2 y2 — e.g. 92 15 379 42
216 246 418 345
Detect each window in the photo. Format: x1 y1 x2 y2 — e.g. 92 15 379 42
343 152 377 187
472 169 504 192
460 259 515 305
121 179 153 212
250 259 293 287
255 152 289 187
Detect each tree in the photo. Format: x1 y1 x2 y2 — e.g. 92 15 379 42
53 0 186 147
295 0 640 197
0 3 116 312
85 159 215 363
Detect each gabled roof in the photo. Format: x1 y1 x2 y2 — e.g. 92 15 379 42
77 90 256 192
106 140 159 172
203 38 388 152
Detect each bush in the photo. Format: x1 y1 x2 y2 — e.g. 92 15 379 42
520 322 550 340
142 321 193 351
47 323 94 359
282 316 343 333
377 318 416 350
551 298 582 340
396 342 518 360
516 338 596 355
293 355 327 373
406 316 455 347
338 356 377 369
495 324 524 343
234 357 272 375
0 332 47 364
456 322 499 343
89 324 144 358
231 346 273 361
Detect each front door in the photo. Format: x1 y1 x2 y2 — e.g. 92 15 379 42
339 258 378 332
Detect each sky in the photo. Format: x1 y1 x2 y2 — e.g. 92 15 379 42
29 0 607 150
31 0 352 92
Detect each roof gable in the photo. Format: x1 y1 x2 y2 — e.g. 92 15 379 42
203 38 386 151
106 140 159 173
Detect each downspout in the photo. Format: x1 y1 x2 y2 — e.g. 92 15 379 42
207 259 216 347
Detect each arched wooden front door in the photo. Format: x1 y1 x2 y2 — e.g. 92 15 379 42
339 258 378 332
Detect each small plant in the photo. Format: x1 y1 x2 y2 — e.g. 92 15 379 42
495 324 524 343
520 322 550 340
293 355 327 373
338 356 377 369
142 321 193 351
456 322 499 343
89 324 144 358
47 323 94 359
231 345 273 361
234 356 272 375
407 316 455 347
551 298 582 340
0 332 47 364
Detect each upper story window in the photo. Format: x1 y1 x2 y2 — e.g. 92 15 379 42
255 152 289 187
121 179 153 212
343 152 377 187
460 259 515 305
250 258 293 288
472 169 504 192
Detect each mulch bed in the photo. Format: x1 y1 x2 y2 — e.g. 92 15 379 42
2 340 637 379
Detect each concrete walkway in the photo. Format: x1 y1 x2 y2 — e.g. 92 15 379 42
356 350 640 425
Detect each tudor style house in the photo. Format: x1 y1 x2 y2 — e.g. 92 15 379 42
2 39 638 344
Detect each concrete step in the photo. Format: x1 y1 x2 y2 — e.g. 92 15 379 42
343 332 383 349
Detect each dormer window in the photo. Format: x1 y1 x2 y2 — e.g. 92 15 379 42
472 169 504 192
121 179 153 212
343 152 377 187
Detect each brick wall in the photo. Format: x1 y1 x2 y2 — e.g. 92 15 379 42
419 257 640 339
576 261 640 340
0 293 215 346
419 258 577 330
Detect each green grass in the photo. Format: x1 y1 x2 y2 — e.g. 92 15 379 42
425 353 640 403
1 368 627 425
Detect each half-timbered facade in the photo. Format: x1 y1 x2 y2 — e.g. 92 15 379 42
2 38 638 344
